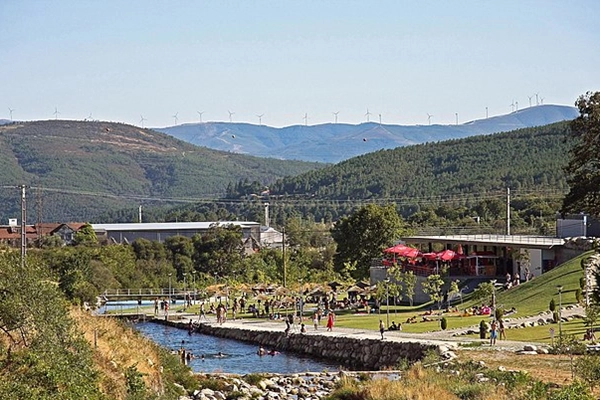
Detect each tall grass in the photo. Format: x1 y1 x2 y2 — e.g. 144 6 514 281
71 309 193 399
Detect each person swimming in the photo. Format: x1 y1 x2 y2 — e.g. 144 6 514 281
268 349 279 356
257 346 266 356
215 351 226 358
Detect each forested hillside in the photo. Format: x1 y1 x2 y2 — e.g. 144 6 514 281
137 122 570 235
0 120 323 222
267 121 570 199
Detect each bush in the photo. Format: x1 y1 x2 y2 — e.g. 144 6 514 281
495 308 504 321
440 317 447 330
550 298 556 312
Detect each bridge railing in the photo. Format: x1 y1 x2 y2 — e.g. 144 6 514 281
102 289 197 297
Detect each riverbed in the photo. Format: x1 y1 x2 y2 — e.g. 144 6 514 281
134 321 340 374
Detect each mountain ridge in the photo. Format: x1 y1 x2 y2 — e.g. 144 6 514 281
0 120 323 222
155 104 578 163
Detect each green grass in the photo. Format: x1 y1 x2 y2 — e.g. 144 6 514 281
104 252 592 343
332 251 592 336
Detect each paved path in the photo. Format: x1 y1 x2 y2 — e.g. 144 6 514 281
171 313 548 353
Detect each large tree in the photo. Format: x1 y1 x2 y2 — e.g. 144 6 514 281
562 91 600 217
331 203 409 279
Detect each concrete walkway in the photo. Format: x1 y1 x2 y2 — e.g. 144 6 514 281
169 313 547 353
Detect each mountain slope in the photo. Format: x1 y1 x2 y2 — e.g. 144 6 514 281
156 105 578 163
0 120 323 222
264 121 572 201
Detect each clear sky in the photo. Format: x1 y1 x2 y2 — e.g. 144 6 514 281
2 1 599 127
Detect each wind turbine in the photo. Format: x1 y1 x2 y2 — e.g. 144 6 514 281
256 114 264 125
139 115 147 128
332 111 339 124
535 92 539 106
228 110 235 123
515 101 519 111
427 113 433 125
378 113 382 125
455 112 459 125
485 106 489 119
528 95 533 107
197 111 204 123
303 113 308 126
540 97 544 105
8 107 14 121
172 112 179 125
510 101 515 112
53 107 60 120
86 112 93 121
365 109 372 122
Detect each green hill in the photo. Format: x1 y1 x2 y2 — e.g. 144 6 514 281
193 122 571 229
0 120 323 222
268 121 571 200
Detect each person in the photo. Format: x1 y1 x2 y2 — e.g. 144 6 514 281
379 319 385 339
490 320 498 345
313 313 319 330
284 318 291 336
389 321 398 331
188 319 193 335
257 346 266 356
216 352 225 358
499 319 506 340
154 297 159 315
326 311 335 331
584 329 597 342
300 323 306 333
201 354 205 362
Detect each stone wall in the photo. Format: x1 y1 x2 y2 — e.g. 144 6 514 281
156 319 436 370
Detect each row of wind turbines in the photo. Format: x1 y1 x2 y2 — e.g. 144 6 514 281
6 93 546 127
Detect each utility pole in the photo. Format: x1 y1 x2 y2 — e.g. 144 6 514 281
282 227 287 287
506 187 511 235
35 184 42 241
19 185 27 268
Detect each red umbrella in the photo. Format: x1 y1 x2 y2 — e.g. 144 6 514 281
422 252 439 260
383 244 412 254
402 247 421 258
438 249 457 261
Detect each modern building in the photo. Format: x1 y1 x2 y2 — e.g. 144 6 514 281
91 221 261 252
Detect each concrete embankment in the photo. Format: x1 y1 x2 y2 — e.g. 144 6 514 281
154 316 449 370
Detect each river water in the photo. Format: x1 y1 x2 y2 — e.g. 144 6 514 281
134 321 340 374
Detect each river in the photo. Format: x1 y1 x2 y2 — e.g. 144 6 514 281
134 321 340 374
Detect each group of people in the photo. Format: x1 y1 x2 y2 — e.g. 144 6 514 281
488 319 506 345
257 346 279 356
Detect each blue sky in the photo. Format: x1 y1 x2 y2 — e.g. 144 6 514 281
2 1 599 127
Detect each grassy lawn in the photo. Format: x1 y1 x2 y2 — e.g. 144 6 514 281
104 251 593 343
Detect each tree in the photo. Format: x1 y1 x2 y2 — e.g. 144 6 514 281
192 223 245 279
562 91 600 217
72 223 98 246
422 274 445 314
331 204 409 279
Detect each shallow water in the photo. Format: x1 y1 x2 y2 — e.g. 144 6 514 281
134 321 340 374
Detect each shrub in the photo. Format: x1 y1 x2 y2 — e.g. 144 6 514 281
549 298 556 312
495 308 504 321
575 354 600 390
243 373 267 386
